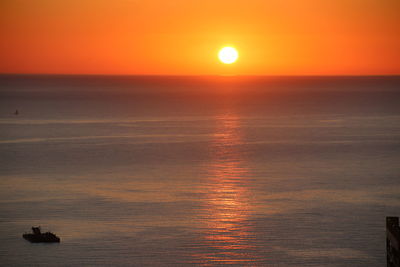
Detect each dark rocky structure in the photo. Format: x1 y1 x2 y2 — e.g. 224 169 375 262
387 217 400 267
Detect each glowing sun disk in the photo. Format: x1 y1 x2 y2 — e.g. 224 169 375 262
218 47 239 64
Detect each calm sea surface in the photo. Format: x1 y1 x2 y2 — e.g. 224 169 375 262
0 75 399 266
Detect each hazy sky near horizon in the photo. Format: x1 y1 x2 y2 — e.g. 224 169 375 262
1 0 399 75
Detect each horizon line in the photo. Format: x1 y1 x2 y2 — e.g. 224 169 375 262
1 73 400 78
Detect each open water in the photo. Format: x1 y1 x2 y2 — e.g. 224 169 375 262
0 75 399 266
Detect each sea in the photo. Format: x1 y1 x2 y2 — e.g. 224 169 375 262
0 75 399 266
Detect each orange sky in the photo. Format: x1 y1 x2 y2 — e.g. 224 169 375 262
1 0 399 75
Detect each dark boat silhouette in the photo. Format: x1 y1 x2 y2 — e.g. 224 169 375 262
23 227 60 243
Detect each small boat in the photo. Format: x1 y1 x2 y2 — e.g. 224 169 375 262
23 227 60 243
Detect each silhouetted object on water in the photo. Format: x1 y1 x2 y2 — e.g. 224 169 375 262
14 109 19 115
23 227 60 243
387 217 400 267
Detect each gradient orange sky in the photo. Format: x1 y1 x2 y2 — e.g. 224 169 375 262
1 0 399 75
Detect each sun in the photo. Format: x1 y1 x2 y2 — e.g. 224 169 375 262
218 47 239 64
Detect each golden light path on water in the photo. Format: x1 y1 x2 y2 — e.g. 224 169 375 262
193 112 260 265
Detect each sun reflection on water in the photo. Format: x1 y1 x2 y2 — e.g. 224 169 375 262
193 113 260 265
